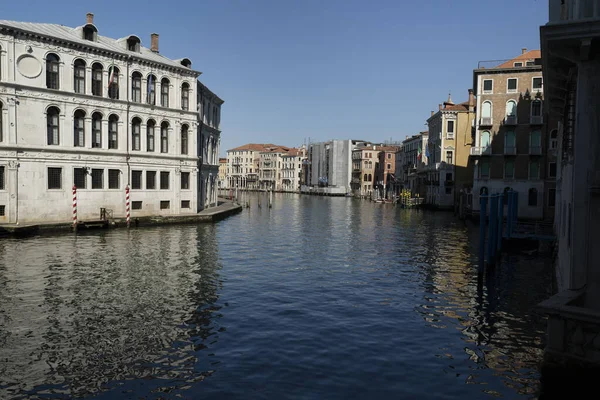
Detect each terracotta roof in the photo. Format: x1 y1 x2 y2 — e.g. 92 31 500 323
228 143 285 152
442 101 470 112
219 158 227 163
377 146 400 152
496 50 541 68
261 146 290 153
282 148 302 157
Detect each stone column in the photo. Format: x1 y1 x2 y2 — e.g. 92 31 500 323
7 160 19 224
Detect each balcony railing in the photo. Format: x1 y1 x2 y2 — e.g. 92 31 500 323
504 146 517 155
470 146 492 156
530 145 543 155
504 115 518 126
480 117 493 126
530 115 544 125
550 0 600 24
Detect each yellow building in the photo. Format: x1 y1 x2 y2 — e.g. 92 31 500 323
425 90 476 209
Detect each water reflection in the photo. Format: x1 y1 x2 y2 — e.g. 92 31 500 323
0 225 223 399
0 194 552 399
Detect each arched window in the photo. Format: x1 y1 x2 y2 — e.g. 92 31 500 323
46 53 60 89
160 121 169 153
531 100 542 117
479 186 488 196
132 117 141 150
181 83 190 110
364 174 367 181
92 63 103 96
368 174 372 181
181 124 188 155
506 100 517 117
108 66 119 100
147 120 155 152
92 112 102 148
73 59 86 94
47 107 60 145
161 78 169 107
74 110 86 147
147 74 156 105
528 188 538 206
108 114 118 149
481 131 490 151
131 72 142 103
482 101 492 120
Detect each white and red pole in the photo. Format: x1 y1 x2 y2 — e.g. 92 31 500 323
72 185 77 230
125 185 130 228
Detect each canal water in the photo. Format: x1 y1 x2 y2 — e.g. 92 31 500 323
0 193 554 399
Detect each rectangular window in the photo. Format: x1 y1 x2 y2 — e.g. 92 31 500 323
504 160 515 179
447 120 455 137
132 170 142 189
0 205 5 216
160 171 169 190
74 66 85 94
181 172 190 189
0 166 4 190
132 77 141 103
446 151 453 164
529 160 540 179
514 62 523 67
483 79 493 94
92 118 102 148
533 77 543 91
160 200 170 210
181 200 190 209
479 161 490 179
91 169 103 189
526 61 535 66
48 167 62 189
548 188 556 207
132 201 142 210
74 168 87 189
108 118 118 149
549 162 557 178
387 164 391 170
445 187 452 195
146 171 156 190
446 173 452 181
507 78 518 93
108 169 120 189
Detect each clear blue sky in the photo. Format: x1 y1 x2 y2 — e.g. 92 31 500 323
1 0 548 154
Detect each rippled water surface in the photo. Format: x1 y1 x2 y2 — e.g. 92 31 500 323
0 194 554 399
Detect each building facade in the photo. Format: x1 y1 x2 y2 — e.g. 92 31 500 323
304 140 360 195
401 133 428 197
226 143 283 190
537 0 600 367
281 146 305 192
469 49 550 220
197 82 223 209
218 158 227 188
351 144 378 198
374 146 400 199
425 92 475 209
0 14 225 225
259 146 290 190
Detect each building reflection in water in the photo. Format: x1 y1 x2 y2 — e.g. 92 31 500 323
0 225 223 398
412 215 552 397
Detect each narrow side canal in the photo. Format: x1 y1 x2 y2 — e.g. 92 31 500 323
0 193 554 399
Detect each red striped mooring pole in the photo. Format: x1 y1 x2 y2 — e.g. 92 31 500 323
125 185 130 228
72 185 77 231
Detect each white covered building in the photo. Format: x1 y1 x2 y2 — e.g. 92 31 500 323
0 14 222 225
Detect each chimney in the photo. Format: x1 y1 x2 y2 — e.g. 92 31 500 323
468 89 475 112
86 13 94 25
151 33 159 53
431 110 435 116
439 104 443 111
521 47 527 55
